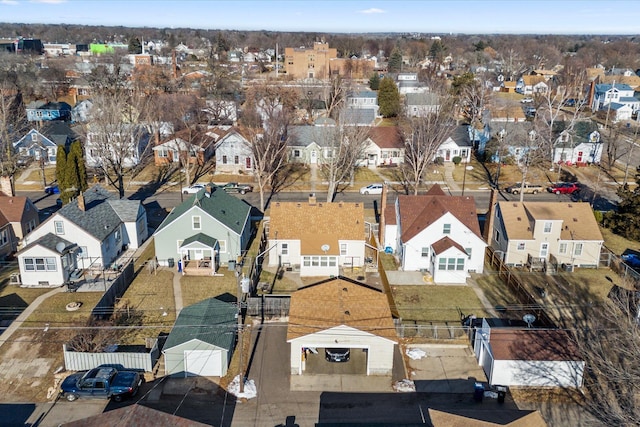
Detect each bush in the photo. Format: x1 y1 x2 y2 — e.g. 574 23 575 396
593 210 604 224
452 156 462 165
434 157 444 165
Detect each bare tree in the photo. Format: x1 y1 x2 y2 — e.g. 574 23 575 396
399 96 456 195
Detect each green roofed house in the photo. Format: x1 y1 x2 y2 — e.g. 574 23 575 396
162 297 238 377
153 183 252 275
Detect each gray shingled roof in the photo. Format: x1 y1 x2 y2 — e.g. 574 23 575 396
58 185 141 241
342 108 376 125
155 185 251 235
21 232 74 253
181 233 218 248
163 297 237 351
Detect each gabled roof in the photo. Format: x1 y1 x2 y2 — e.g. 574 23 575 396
61 403 211 427
489 328 580 361
442 125 472 147
0 210 9 228
487 104 525 120
342 108 376 125
20 232 75 254
598 74 640 90
431 236 467 255
156 128 215 150
287 276 397 342
0 195 35 222
521 75 546 86
181 232 217 248
367 126 404 149
57 185 141 241
288 125 336 148
496 201 603 241
163 297 237 351
269 200 364 244
155 185 251 235
595 83 634 93
405 92 439 106
428 408 548 427
397 185 482 242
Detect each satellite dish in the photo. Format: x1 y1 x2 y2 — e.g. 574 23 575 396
523 314 536 328
55 242 66 253
321 244 330 253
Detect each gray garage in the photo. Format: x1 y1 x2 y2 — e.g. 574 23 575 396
163 297 237 377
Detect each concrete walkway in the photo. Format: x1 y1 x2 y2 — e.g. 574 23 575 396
467 274 498 318
172 270 183 316
443 163 461 192
0 286 65 349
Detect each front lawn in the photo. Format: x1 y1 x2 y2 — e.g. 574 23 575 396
24 292 104 328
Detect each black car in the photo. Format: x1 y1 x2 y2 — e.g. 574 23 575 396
325 348 350 362
221 182 253 194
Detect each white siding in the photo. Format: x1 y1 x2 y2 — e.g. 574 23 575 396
18 245 65 286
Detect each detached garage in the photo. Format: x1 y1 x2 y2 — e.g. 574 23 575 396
163 297 237 377
287 276 398 376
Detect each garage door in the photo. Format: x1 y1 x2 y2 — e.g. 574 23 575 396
184 350 222 376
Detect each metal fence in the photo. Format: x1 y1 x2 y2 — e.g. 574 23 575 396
62 339 160 372
91 260 136 318
246 295 290 319
393 319 469 340
600 246 640 286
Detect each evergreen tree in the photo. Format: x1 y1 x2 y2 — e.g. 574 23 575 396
69 141 87 192
128 37 142 54
605 182 640 241
63 147 80 204
429 39 447 63
55 146 69 203
368 73 380 90
377 77 401 118
388 48 403 73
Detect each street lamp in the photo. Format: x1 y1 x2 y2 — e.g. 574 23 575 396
462 165 474 196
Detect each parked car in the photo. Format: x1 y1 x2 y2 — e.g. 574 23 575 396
181 184 206 194
359 183 383 195
547 182 580 195
520 97 533 104
221 182 253 194
44 184 60 195
622 253 640 269
325 348 350 362
59 366 144 402
524 106 537 117
505 182 543 195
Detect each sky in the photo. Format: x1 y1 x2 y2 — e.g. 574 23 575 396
1 0 640 35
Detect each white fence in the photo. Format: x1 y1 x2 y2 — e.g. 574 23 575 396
63 339 160 372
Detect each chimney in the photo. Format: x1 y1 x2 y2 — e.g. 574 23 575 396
0 176 14 196
308 193 316 205
483 188 498 243
379 182 387 248
77 192 85 212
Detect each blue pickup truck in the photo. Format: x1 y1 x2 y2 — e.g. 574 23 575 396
59 366 144 402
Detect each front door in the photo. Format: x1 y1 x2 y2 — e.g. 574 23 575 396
540 243 549 258
245 157 252 169
445 150 451 161
310 150 317 164
577 151 583 163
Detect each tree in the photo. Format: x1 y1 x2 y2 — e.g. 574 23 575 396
604 179 640 241
451 72 488 126
429 39 447 64
55 146 69 201
388 48 403 73
399 96 456 195
128 37 142 54
323 75 348 121
378 77 401 118
368 73 380 90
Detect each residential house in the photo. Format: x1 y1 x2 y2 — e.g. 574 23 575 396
590 83 640 119
284 42 337 80
287 276 398 376
486 103 526 123
489 122 537 164
0 194 39 253
341 108 376 126
26 101 71 122
0 211 12 260
17 185 148 287
490 201 603 268
265 198 366 277
361 126 405 167
71 99 93 123
396 73 426 94
210 126 254 174
385 185 486 283
287 119 341 166
552 120 603 165
474 318 584 388
531 69 558 81
516 75 548 95
434 125 473 163
163 297 237 377
153 128 215 166
500 80 518 93
13 122 78 165
405 92 439 117
345 90 379 118
153 184 252 272
85 124 151 168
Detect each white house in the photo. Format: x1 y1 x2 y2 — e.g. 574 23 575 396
590 83 640 115
85 124 150 168
435 126 473 163
552 121 603 165
516 75 548 95
287 277 397 376
17 186 147 287
360 126 405 167
266 198 366 277
405 92 439 117
210 126 254 174
474 319 584 388
385 185 486 283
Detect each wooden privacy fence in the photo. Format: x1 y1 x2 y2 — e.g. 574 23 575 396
246 295 290 319
63 339 160 372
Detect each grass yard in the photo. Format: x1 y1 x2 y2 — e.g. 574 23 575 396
391 285 489 324
601 226 639 256
180 271 239 307
23 292 104 328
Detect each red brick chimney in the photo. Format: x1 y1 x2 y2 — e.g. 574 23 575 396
77 192 85 212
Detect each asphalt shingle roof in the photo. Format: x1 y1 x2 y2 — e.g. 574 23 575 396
21 232 74 253
163 297 237 351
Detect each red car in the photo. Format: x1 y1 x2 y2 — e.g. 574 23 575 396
547 182 579 195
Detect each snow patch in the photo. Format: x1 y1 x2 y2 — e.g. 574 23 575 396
227 375 257 399
406 348 426 360
393 379 416 392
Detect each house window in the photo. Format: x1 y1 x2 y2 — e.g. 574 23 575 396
460 149 468 159
574 243 583 256
114 229 121 242
281 243 288 255
447 258 456 270
234 156 239 164
31 133 38 141
54 221 64 235
465 248 472 258
192 216 201 230
24 257 57 272
495 229 500 242
443 224 451 234
245 157 252 169
438 258 446 270
340 243 347 256
559 243 567 254
421 247 429 257
517 242 525 251
0 228 8 246
78 246 88 258
218 240 227 253
457 258 465 270
293 149 301 157
158 148 168 158
222 155 228 164
543 222 552 233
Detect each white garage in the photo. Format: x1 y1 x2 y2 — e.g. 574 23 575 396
287 276 398 376
163 298 237 377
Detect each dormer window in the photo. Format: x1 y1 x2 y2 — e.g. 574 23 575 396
543 222 552 233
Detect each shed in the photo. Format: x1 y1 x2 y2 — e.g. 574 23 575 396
163 297 237 377
287 276 397 376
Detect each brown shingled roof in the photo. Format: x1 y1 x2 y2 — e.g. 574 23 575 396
431 236 467 255
397 186 482 243
0 195 30 222
367 126 404 149
489 328 581 361
287 277 397 342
